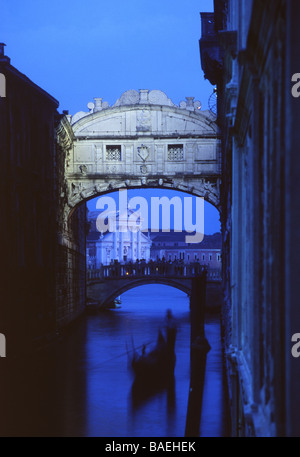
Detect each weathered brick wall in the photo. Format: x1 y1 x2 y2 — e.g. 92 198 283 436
54 121 87 332
55 207 86 330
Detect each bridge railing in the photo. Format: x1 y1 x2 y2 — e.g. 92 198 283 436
87 261 221 282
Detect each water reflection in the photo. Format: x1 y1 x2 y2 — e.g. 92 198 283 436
1 285 230 437
84 285 191 437
130 373 176 409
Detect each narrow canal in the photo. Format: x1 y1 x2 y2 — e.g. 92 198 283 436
1 285 230 437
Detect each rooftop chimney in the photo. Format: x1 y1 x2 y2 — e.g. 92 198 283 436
0 43 10 63
0 43 6 57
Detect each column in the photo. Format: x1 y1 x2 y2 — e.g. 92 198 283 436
131 230 135 261
137 230 141 260
119 231 124 263
113 231 117 261
96 242 103 269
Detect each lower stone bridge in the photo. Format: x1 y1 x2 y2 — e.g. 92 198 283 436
86 261 222 310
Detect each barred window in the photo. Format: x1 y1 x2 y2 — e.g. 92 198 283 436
106 145 121 161
168 144 184 161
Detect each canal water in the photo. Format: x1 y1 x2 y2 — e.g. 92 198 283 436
1 285 230 437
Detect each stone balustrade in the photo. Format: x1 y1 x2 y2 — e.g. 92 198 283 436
87 261 221 282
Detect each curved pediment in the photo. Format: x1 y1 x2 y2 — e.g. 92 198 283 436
72 105 217 138
71 89 217 138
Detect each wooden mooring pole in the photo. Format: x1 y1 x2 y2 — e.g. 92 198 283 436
185 271 211 437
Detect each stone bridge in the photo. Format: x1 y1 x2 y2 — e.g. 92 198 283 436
57 89 221 222
87 261 222 309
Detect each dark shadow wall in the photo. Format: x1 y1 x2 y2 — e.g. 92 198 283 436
0 50 86 357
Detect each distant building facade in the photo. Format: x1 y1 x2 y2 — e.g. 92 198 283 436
86 209 221 271
200 0 300 437
150 232 222 270
86 210 152 267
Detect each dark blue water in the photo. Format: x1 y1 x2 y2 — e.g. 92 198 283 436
2 285 230 437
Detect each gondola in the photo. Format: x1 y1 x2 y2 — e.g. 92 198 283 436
129 322 177 408
130 329 176 382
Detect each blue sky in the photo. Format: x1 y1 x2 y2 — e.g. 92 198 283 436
2 0 214 114
2 0 219 234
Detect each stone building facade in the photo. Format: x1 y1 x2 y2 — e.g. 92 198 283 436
200 0 300 437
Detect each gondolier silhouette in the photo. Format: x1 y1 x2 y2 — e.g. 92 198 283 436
164 309 177 352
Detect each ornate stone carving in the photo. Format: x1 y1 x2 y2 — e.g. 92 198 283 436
87 102 95 112
136 110 151 132
148 90 175 106
79 165 88 174
194 100 202 110
71 182 84 197
71 111 89 124
202 180 218 199
56 116 74 151
94 184 103 194
140 165 148 174
106 165 117 173
114 89 139 106
94 144 102 160
137 145 150 162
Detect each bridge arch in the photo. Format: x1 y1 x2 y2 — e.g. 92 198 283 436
87 277 192 308
68 182 221 222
